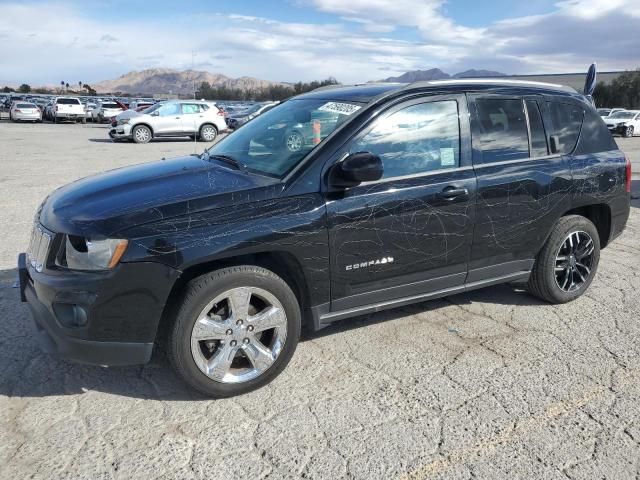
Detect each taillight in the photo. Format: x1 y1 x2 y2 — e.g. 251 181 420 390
217 110 225 116
15 109 21 113
625 153 632 193
55 105 58 112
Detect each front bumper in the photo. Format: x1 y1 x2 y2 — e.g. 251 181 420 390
607 124 628 135
109 123 133 139
18 253 179 366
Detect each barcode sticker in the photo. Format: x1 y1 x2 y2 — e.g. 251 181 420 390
318 102 361 115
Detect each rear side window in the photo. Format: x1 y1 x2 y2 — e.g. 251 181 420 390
547 102 583 154
525 100 548 157
474 98 529 162
57 98 81 105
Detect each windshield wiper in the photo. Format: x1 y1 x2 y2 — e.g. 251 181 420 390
202 151 249 173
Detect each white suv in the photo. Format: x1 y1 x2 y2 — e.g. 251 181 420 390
109 100 227 143
604 110 640 137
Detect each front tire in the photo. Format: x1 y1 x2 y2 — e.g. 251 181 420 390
168 266 301 398
132 125 152 143
527 215 600 304
623 126 634 138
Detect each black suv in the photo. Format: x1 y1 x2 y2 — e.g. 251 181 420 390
19 80 631 397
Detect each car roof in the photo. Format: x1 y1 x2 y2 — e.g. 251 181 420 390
297 79 583 104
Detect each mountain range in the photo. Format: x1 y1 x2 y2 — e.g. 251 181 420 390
380 68 506 83
93 68 286 95
88 67 508 95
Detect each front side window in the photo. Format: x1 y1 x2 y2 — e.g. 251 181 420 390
158 103 181 116
352 101 460 179
547 102 583 154
474 98 530 163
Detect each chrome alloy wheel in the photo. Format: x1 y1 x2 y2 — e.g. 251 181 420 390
201 125 216 141
134 127 151 142
554 231 595 292
190 287 288 384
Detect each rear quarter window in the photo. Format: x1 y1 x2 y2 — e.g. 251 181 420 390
574 107 618 154
547 102 583 154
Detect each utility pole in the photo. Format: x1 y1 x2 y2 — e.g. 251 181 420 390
192 51 196 100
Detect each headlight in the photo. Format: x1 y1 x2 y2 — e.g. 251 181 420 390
57 235 128 270
118 118 129 125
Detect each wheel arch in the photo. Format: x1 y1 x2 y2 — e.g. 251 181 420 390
155 251 312 346
133 122 154 136
561 203 612 248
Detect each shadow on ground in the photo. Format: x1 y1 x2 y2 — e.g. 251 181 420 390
0 264 547 401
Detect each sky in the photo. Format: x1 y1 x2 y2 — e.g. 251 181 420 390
1 0 639 86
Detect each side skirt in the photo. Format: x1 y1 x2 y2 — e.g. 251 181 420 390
311 270 530 330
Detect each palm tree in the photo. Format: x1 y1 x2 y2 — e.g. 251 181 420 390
78 81 82 89
65 82 69 91
60 80 64 93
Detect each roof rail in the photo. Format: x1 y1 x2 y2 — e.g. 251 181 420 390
404 78 578 93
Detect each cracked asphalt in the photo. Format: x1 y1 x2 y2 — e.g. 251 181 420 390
1 121 640 480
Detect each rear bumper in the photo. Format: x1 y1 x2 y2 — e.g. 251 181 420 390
55 113 83 119
13 113 41 121
18 253 179 366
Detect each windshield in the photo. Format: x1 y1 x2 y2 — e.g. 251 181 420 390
609 111 636 119
142 103 162 114
206 98 363 177
597 108 611 115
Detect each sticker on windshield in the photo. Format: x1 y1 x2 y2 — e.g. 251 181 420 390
318 102 361 115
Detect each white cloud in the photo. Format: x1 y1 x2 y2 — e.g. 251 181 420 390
0 0 638 88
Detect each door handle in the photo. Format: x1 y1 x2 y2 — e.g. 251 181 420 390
438 186 469 199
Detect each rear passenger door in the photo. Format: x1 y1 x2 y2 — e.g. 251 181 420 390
181 103 205 133
467 94 573 282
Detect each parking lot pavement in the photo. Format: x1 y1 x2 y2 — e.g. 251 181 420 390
1 121 639 480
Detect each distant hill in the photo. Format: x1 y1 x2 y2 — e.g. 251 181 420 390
380 68 506 83
93 68 287 95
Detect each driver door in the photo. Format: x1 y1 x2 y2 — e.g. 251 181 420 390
325 95 477 311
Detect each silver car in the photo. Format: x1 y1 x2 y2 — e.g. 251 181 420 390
10 102 42 122
109 100 228 143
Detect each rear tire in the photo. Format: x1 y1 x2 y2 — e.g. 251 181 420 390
132 125 152 143
198 124 217 142
527 215 600 304
168 265 301 398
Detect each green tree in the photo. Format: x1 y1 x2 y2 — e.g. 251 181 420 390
18 84 31 93
2 86 14 93
594 69 640 109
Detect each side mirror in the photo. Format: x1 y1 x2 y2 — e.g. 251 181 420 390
549 135 561 154
329 152 383 188
151 110 160 116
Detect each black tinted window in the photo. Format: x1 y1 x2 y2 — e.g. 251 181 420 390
57 98 80 105
525 100 548 157
353 101 460 179
575 108 618 154
474 98 529 163
547 102 583 154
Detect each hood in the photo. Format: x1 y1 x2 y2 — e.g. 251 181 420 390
115 110 142 121
605 117 632 125
40 155 281 237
